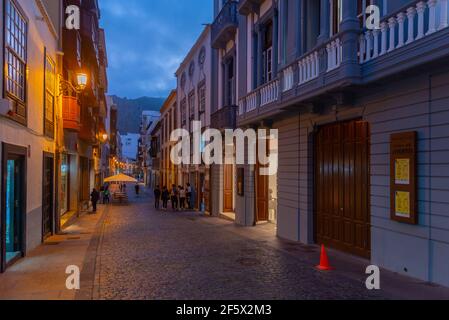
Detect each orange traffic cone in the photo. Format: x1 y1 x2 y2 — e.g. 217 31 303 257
316 245 334 271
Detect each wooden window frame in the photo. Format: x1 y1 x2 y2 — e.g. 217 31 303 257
44 50 56 139
330 0 342 36
181 98 187 126
3 0 28 125
188 90 195 121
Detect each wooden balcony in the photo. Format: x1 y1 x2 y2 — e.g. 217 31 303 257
62 96 80 132
79 111 96 144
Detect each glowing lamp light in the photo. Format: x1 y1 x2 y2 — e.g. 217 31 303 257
76 73 88 90
102 133 108 142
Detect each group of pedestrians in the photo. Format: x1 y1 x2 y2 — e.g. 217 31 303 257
90 183 111 213
153 184 195 211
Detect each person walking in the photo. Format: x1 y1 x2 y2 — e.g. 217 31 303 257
99 185 105 204
179 186 186 210
90 188 100 213
190 184 196 210
161 186 169 210
135 183 140 196
171 184 179 211
186 183 192 210
154 185 161 209
103 188 110 204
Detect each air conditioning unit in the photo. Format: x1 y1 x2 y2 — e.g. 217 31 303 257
0 98 13 115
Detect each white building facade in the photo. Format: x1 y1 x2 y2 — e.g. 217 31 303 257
176 26 212 211
0 0 62 271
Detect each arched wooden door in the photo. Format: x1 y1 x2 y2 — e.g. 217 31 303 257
315 120 371 258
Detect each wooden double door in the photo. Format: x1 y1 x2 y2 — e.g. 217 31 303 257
315 120 371 258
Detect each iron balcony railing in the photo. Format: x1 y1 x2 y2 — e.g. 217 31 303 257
211 0 239 49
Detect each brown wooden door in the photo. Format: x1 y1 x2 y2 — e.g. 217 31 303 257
223 164 233 212
256 162 269 222
256 138 269 223
315 120 371 258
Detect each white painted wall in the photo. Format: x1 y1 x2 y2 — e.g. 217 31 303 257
0 0 60 252
176 26 212 132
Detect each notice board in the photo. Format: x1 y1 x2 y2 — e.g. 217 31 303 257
390 132 418 224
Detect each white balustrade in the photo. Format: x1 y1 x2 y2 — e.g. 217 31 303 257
246 91 258 112
298 51 319 85
440 0 449 29
327 38 342 71
282 66 294 92
238 99 245 115
427 0 438 35
359 0 449 64
260 80 279 106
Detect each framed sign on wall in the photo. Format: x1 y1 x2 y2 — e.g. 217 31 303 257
390 132 418 225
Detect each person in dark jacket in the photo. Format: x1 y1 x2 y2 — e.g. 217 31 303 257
154 185 161 209
135 183 140 196
171 184 179 211
161 186 170 210
91 188 100 213
186 183 192 209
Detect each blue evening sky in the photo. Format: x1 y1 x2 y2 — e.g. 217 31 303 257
100 0 213 99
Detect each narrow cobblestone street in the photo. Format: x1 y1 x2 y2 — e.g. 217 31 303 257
2 189 449 300
71 189 449 300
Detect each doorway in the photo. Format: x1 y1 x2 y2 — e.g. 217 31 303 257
1 144 27 272
223 164 234 213
42 153 54 239
256 162 269 223
315 120 371 258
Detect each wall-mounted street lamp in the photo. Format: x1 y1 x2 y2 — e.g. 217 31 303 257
59 72 88 96
102 133 109 142
76 73 88 91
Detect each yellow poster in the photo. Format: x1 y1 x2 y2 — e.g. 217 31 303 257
395 191 411 218
395 159 410 185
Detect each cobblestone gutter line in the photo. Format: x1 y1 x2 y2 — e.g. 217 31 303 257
75 205 110 300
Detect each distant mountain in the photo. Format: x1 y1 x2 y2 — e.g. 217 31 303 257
111 95 165 134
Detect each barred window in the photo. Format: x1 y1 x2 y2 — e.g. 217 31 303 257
44 54 56 138
181 98 187 125
198 81 206 114
5 0 27 105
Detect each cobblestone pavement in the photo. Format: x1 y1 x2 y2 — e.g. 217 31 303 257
88 189 433 301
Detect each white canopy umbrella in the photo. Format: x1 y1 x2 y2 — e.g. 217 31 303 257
104 173 138 183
